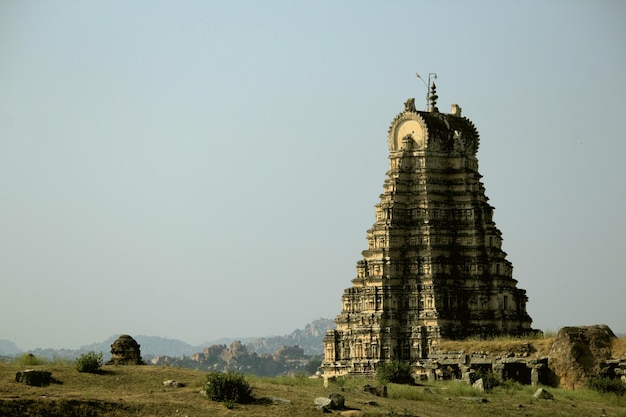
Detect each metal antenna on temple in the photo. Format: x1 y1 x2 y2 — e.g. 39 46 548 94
416 72 437 111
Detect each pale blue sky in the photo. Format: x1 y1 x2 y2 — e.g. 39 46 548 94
1 1 624 350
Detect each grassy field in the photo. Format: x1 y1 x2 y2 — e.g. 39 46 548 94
1 362 625 417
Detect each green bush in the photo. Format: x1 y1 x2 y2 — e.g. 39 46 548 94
472 368 500 391
377 360 415 385
75 351 103 373
205 371 253 405
13 353 45 366
588 376 625 396
305 355 323 375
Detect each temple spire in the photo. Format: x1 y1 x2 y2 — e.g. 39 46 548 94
322 96 533 378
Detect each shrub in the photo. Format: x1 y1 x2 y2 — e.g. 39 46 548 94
377 360 415 385
205 371 253 405
499 378 523 394
13 353 45 366
588 376 625 396
305 355 323 375
75 351 103 373
472 368 500 391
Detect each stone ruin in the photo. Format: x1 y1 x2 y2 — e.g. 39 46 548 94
413 324 625 389
416 350 550 386
106 334 145 365
15 370 53 387
323 91 534 378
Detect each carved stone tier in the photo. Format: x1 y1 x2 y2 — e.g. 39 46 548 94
323 101 533 377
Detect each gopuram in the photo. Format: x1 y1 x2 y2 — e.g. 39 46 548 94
323 85 534 376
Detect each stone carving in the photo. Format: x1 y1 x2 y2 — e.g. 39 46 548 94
323 97 534 377
548 325 616 389
404 98 416 112
106 334 145 365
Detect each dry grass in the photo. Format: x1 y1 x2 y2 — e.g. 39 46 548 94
613 336 626 358
2 363 626 417
438 335 555 357
437 334 626 360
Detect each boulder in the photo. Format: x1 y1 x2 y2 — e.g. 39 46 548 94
548 325 616 389
533 388 554 399
472 378 485 392
15 370 52 387
162 379 185 388
314 397 332 407
314 396 332 413
362 384 387 397
106 335 145 365
328 392 345 409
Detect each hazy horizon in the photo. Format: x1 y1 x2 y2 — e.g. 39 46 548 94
3 317 334 352
2 1 625 351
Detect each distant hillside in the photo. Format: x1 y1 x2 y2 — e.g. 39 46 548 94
201 318 335 356
0 340 21 356
246 318 335 355
7 318 335 360
78 335 201 359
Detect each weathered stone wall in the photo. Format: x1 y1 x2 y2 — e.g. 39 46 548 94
394 325 625 389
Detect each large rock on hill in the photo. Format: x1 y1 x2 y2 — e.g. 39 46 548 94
548 325 616 389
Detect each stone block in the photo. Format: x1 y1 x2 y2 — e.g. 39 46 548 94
15 370 52 387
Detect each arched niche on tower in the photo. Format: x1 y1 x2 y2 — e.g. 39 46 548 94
388 114 427 152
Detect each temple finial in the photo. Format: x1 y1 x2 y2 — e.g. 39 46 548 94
429 82 439 112
404 97 416 112
417 72 437 110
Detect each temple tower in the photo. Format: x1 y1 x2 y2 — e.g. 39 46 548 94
323 93 533 377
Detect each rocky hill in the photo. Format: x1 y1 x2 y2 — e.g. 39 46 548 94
6 318 336 360
0 339 22 356
214 318 335 356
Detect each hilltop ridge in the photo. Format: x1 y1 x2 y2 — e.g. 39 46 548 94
2 318 335 360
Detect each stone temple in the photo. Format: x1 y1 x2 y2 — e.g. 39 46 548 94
323 87 533 376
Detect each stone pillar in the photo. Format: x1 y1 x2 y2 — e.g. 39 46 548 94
492 362 505 382
530 365 540 386
460 363 473 384
423 363 438 382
